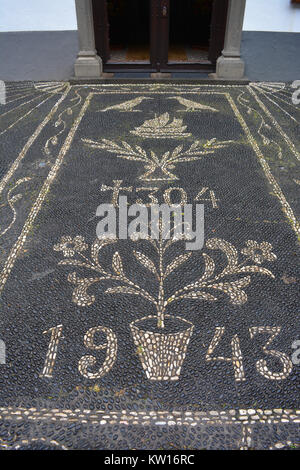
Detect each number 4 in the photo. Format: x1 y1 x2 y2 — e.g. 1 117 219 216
206 327 245 382
195 187 219 209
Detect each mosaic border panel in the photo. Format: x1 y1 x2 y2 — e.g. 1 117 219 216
0 83 298 444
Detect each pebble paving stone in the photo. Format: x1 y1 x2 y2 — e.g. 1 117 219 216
0 81 299 450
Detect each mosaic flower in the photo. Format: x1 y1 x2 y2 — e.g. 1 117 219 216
53 235 88 258
241 240 277 264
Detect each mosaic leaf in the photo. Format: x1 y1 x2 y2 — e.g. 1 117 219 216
105 286 141 296
237 265 275 278
180 291 217 301
198 253 215 282
58 259 92 270
133 251 158 277
209 276 251 305
165 253 192 278
112 252 124 276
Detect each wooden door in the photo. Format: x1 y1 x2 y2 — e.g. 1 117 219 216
92 0 170 71
208 0 229 63
93 0 223 72
150 0 169 71
92 0 110 64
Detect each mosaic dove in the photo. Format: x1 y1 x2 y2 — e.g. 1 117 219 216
101 97 153 112
169 96 218 112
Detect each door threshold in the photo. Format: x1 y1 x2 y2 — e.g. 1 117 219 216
110 71 212 80
150 72 172 79
70 74 250 85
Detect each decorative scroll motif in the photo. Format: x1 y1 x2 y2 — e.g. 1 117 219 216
249 82 300 127
227 93 300 239
0 83 71 199
238 83 300 161
0 177 31 238
0 88 91 295
43 88 83 157
0 82 70 138
54 227 276 381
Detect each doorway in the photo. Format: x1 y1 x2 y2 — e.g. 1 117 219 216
108 0 150 64
92 0 228 72
169 0 212 64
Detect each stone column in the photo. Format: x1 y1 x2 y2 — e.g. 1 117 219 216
74 0 102 78
215 0 246 80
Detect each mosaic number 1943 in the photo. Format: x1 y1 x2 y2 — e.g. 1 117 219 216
40 324 293 383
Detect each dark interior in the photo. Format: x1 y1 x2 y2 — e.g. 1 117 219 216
169 0 213 49
95 0 218 67
107 0 150 47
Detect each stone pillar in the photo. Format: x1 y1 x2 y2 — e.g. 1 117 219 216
215 0 246 80
74 0 102 78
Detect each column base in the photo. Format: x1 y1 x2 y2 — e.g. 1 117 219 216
74 54 102 79
215 55 246 80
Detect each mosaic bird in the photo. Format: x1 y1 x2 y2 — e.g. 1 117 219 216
100 96 153 112
168 96 218 112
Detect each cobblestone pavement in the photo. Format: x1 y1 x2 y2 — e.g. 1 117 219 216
0 81 299 450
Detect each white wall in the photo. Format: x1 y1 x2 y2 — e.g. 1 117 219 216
243 0 300 32
0 0 77 32
0 0 300 33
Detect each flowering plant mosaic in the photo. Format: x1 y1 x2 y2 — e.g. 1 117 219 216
54 234 277 321
54 227 277 381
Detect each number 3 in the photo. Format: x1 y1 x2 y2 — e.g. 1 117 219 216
249 326 293 380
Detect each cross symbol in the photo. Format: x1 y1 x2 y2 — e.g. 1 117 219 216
101 180 133 207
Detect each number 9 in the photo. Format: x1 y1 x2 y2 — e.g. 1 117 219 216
78 326 117 379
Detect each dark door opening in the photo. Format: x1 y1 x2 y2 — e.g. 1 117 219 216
168 0 213 65
92 0 228 73
107 0 151 64
92 0 152 69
